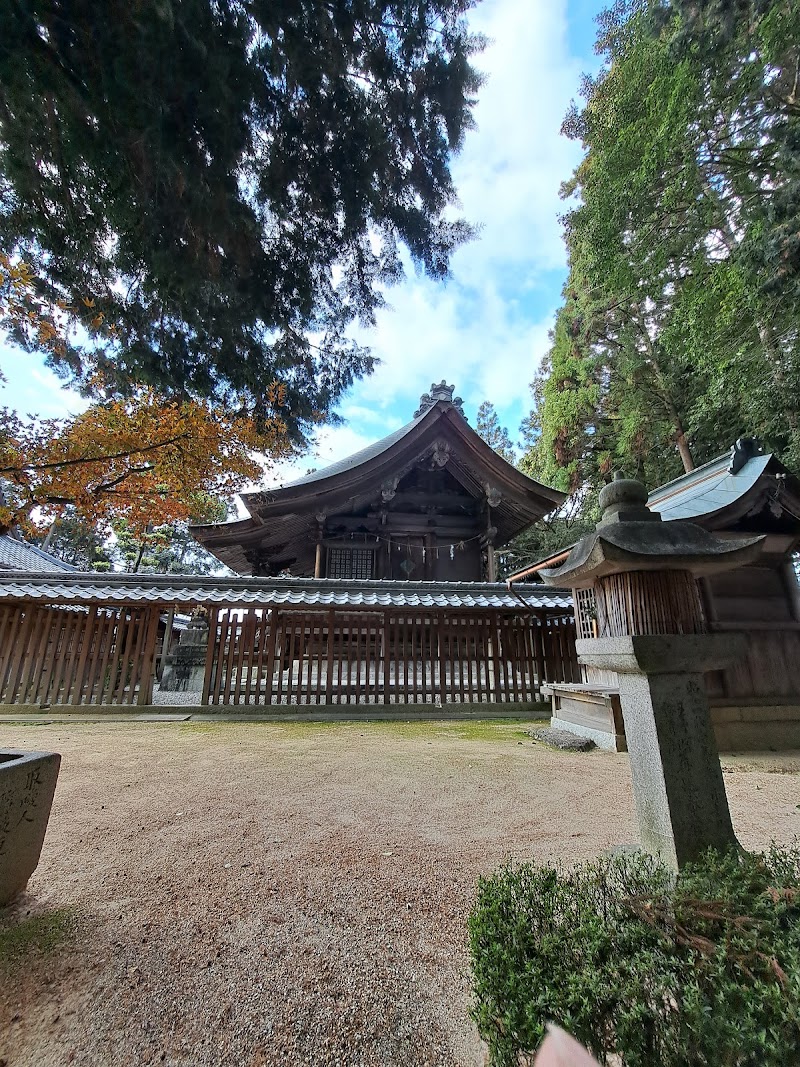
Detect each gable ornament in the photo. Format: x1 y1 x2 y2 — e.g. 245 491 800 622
430 441 451 469
381 476 400 502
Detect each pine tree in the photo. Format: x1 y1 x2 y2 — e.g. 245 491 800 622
35 510 112 571
476 401 516 463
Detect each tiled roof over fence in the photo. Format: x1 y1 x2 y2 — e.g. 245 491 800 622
0 573 572 611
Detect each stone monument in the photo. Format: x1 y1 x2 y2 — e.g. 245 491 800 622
159 612 210 693
539 476 764 869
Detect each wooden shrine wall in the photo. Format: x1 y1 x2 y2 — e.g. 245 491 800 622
0 604 161 706
202 607 580 707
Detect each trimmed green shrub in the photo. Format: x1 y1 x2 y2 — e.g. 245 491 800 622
469 848 800 1066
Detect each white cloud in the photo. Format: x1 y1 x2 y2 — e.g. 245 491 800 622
351 278 557 428
452 0 583 279
338 0 587 440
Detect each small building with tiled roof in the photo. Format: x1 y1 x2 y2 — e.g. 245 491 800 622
0 534 78 574
514 438 800 752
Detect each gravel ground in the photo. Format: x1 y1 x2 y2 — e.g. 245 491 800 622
0 721 798 1067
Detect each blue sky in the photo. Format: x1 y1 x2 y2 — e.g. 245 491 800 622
0 0 606 491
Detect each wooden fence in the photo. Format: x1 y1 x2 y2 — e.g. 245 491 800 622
202 608 580 706
0 604 160 706
0 601 579 709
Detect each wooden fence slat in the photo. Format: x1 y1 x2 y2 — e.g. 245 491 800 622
91 609 117 704
306 614 314 703
211 613 229 705
316 614 327 705
295 614 307 703
31 609 61 705
262 610 279 706
67 606 97 704
324 610 334 704
505 616 520 703
104 607 128 705
251 611 268 704
0 607 13 698
239 611 255 704
117 606 143 705
17 605 54 703
137 608 161 706
78 610 103 705
122 608 145 705
240 611 255 705
336 615 345 704
311 613 320 703
384 614 392 704
355 615 363 704
121 608 147 705
303 615 312 704
455 618 463 703
48 610 81 705
61 609 90 704
6 606 39 703
201 609 219 706
398 613 405 704
284 615 297 706
223 612 241 705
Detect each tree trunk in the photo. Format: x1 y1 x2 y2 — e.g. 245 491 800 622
635 314 696 473
675 429 695 473
40 519 59 552
132 542 146 573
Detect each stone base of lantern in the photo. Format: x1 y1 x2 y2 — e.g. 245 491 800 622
576 634 745 870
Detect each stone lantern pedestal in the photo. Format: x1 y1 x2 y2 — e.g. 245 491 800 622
577 633 743 870
540 477 764 870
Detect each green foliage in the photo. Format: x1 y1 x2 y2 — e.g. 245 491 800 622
112 517 227 575
469 847 800 1067
498 497 599 578
33 509 112 571
524 0 800 491
0 0 483 443
476 401 517 463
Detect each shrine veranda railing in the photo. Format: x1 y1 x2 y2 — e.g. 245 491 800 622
202 608 580 706
0 601 580 708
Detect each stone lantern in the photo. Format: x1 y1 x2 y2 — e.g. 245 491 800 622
539 476 764 869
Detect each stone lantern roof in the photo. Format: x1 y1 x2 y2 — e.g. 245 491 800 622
539 477 765 588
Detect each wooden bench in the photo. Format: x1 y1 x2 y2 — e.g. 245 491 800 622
541 683 627 752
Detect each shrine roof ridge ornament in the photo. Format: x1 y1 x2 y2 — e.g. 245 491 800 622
414 381 466 420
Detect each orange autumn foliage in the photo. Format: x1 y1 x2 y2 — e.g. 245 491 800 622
0 390 294 538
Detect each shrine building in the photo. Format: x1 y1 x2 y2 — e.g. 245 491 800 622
191 382 564 581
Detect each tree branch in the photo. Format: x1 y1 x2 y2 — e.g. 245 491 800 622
0 431 191 476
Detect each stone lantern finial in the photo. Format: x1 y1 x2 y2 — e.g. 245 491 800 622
597 477 658 527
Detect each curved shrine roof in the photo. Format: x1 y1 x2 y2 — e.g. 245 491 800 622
192 397 566 575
